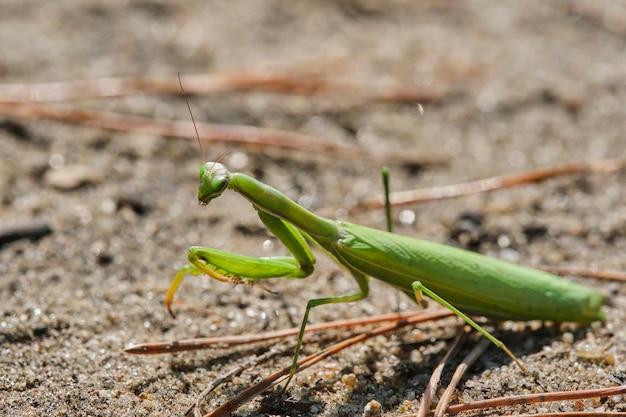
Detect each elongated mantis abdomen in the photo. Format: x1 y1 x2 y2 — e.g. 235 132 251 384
332 221 603 322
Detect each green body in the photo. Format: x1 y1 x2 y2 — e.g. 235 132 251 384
330 222 603 322
165 162 604 383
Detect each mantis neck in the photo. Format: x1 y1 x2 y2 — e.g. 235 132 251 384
229 173 340 239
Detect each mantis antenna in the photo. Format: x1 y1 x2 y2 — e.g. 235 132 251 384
178 73 231 168
178 73 205 164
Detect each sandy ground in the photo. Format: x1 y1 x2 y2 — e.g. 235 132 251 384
1 1 625 416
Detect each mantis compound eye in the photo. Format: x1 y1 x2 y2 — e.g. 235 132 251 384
198 162 229 205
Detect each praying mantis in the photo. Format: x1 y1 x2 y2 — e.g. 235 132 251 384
164 156 605 387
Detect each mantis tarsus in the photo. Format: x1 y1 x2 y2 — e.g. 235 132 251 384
165 158 605 387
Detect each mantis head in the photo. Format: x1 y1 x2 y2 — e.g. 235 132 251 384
198 162 229 205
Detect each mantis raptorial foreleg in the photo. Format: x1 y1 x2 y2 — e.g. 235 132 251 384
166 210 315 317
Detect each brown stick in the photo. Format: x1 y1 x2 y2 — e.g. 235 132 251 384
416 327 469 417
433 337 491 417
0 72 444 104
350 157 626 213
123 311 443 354
0 102 363 157
537 265 626 282
502 412 626 417
201 311 453 417
441 384 626 414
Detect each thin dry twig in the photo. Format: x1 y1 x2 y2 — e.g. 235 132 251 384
537 265 626 282
201 311 453 417
124 311 440 354
416 327 470 417
433 337 491 417
442 384 626 415
0 101 363 157
349 157 626 213
0 72 445 104
502 413 626 417
187 348 285 417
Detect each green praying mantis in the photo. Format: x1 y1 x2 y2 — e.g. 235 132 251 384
164 155 605 387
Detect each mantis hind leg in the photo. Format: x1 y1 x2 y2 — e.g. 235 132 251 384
381 170 526 372
412 281 528 373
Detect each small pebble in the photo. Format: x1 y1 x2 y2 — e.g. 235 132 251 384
341 373 357 388
44 164 103 189
363 399 382 417
576 342 603 361
562 332 574 345
397 399 413 413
